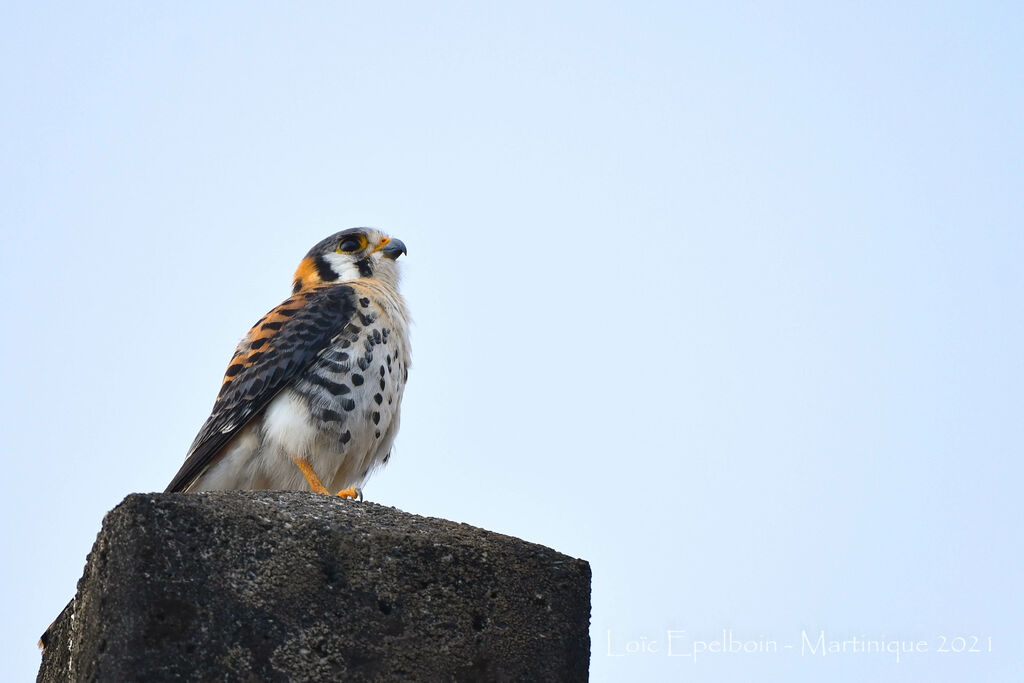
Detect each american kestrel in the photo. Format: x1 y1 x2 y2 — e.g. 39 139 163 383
165 228 410 498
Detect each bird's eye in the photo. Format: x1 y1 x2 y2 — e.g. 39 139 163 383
336 235 366 253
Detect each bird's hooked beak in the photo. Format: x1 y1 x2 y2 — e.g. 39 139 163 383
377 237 408 260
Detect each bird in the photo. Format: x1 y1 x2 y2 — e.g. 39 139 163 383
165 227 411 497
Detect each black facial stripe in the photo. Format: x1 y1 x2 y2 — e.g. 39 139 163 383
314 254 339 282
355 257 373 277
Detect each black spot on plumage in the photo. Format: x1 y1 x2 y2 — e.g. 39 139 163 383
382 452 391 465
339 339 351 349
277 308 299 317
225 364 244 377
355 257 373 277
262 321 284 331
379 365 386 377
379 379 386 391
313 254 339 282
358 312 375 326
340 430 351 444
374 393 383 404
374 430 381 439
292 279 303 293
357 356 371 371
345 322 361 335
321 409 344 423
250 337 268 350
352 373 364 386
372 411 380 425
359 297 370 308
247 352 265 364
372 329 382 344
309 374 350 395
341 398 356 411
381 328 390 342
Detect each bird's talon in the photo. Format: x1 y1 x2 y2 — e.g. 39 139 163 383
336 486 362 500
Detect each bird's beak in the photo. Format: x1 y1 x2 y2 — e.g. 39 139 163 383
379 237 407 260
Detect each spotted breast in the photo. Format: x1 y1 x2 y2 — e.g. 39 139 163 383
282 283 411 492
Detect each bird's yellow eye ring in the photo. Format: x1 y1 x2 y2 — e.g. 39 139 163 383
336 234 367 253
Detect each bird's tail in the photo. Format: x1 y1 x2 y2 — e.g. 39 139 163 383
39 598 73 653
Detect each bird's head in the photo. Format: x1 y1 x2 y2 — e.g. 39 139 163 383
292 228 407 293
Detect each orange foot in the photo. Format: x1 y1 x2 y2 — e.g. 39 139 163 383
292 457 363 500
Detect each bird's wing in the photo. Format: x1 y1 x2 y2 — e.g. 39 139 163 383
165 285 359 493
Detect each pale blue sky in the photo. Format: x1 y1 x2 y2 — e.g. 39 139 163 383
2 3 1022 681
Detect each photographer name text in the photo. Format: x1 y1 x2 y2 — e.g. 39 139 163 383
606 629 993 664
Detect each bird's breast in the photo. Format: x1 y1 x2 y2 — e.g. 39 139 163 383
270 293 408 488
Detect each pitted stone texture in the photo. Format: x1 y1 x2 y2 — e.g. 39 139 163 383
38 492 590 682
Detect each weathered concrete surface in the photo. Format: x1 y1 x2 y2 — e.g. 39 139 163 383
38 492 590 682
